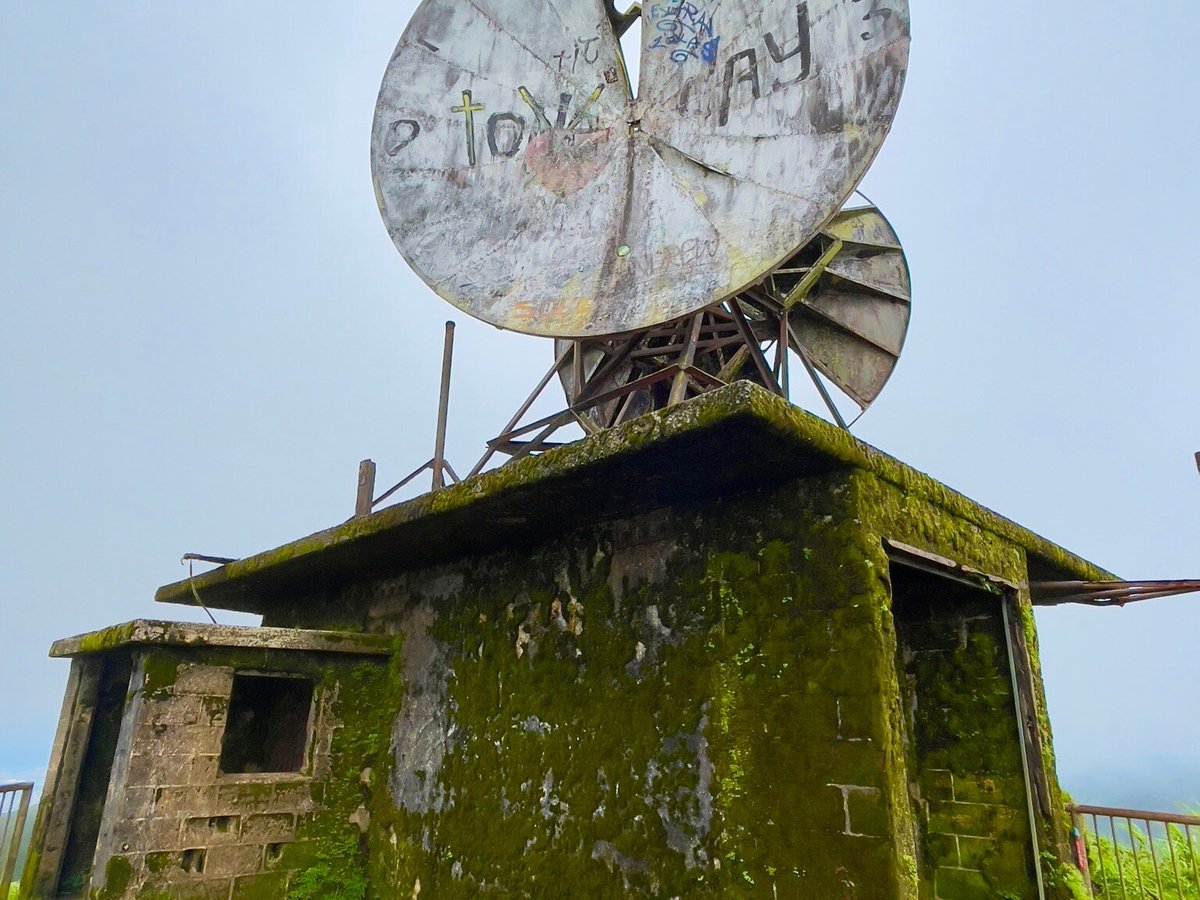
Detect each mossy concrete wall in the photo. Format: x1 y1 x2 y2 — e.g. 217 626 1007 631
48 385 1098 898
251 466 1071 897
354 475 916 897
23 630 394 900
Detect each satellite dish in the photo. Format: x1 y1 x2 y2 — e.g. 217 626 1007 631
371 0 911 338
555 203 911 427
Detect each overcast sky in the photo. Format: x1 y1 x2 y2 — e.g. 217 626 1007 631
2 3 1198 811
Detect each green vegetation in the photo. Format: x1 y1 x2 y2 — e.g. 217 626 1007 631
1084 820 1200 898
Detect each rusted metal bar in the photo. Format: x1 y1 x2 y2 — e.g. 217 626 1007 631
683 366 728 390
715 345 750 384
470 344 573 478
1146 817 1164 894
1032 580 1200 607
626 335 742 358
1068 804 1200 897
788 321 848 429
572 336 638 405
432 321 455 491
488 408 576 445
611 390 639 428
668 314 704 406
504 411 576 463
1 782 33 896
571 409 604 437
727 299 779 393
371 457 434 508
1188 824 1200 889
1090 814 1106 894
1069 805 1200 826
573 368 677 413
1001 598 1047 900
182 561 220 624
355 459 376 518
778 309 790 400
1109 813 1129 900
1129 817 1147 899
1165 816 1183 894
782 238 843 311
180 553 236 566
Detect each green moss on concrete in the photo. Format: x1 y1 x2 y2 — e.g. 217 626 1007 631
155 384 1113 617
142 852 171 875
139 654 179 700
91 854 133 900
280 651 402 900
60 385 1094 897
74 623 140 655
856 469 1084 894
346 475 918 897
286 835 368 900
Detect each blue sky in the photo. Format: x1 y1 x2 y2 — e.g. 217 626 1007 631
2 3 1198 810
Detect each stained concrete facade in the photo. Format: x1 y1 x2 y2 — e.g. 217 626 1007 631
25 384 1104 898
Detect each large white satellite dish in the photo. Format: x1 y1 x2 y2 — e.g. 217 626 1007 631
371 0 910 338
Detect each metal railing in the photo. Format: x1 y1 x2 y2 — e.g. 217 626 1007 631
1069 803 1200 898
0 782 33 898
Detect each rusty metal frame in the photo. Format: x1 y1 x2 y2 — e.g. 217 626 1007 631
469 286 859 474
0 782 32 897
1068 804 1200 898
1031 580 1200 607
353 322 461 516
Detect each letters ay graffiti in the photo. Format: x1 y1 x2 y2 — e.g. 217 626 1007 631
648 2 720 64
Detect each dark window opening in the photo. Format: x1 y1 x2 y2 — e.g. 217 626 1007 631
219 673 313 774
265 841 288 867
180 848 206 874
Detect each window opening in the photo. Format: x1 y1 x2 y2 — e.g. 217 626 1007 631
219 673 313 774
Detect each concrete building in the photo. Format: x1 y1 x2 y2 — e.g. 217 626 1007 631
24 384 1101 898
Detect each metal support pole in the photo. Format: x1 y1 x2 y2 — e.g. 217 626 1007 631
1002 597 1047 900
355 459 376 518
432 321 455 491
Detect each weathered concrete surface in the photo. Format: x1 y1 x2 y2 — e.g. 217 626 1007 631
31 385 1098 897
238 430 1083 895
49 620 394 659
23 636 395 899
154 383 1116 617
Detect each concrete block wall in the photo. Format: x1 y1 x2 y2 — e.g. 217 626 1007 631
892 572 1040 899
30 392 1094 898
90 652 333 898
271 476 930 896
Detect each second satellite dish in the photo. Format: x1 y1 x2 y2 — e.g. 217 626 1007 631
371 0 910 338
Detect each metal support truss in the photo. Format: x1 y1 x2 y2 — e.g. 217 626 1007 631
470 265 850 476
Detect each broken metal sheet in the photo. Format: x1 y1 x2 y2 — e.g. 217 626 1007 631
372 0 910 338
787 205 910 408
800 289 906 357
